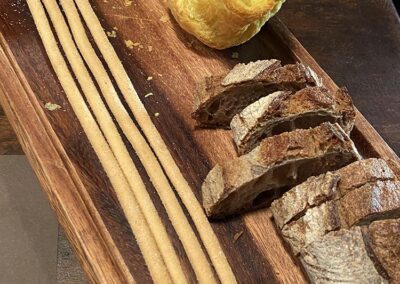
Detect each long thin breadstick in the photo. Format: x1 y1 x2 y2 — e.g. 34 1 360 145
61 1 216 282
41 0 186 282
74 1 236 283
26 1 170 283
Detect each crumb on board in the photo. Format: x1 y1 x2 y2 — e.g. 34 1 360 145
160 15 169 23
233 230 244 242
125 40 134 49
113 26 118 31
147 76 153 81
154 112 160 117
145 92 154 98
124 0 132 6
44 102 61 111
107 30 117 38
158 73 163 77
231 52 240 59
148 45 153 52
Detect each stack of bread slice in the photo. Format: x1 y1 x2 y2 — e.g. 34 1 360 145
193 59 359 218
193 60 400 283
271 158 400 283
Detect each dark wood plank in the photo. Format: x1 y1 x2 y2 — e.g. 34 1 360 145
0 106 22 154
0 0 399 282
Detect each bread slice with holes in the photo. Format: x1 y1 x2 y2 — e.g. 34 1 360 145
201 122 360 218
230 86 355 154
363 218 400 282
281 180 400 255
300 227 386 283
271 158 397 229
192 60 320 128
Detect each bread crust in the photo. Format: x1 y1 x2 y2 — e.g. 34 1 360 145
271 158 396 229
364 219 400 282
192 60 320 128
231 86 355 154
201 122 360 218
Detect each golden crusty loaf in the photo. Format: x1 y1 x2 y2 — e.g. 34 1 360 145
231 86 355 154
201 122 360 218
300 227 386 283
168 0 285 49
271 158 396 229
192 60 320 128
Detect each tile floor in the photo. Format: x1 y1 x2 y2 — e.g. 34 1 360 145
0 155 85 284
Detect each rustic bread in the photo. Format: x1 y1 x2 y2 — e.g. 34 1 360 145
192 60 320 128
271 158 396 229
281 180 400 254
340 180 400 227
300 227 386 283
230 86 356 154
201 122 360 218
364 219 400 282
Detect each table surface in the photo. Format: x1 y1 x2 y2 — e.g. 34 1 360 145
0 0 399 281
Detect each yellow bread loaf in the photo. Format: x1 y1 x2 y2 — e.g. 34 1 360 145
168 0 285 49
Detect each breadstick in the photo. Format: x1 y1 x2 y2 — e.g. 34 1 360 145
26 1 170 282
61 0 215 282
41 0 186 282
74 0 236 283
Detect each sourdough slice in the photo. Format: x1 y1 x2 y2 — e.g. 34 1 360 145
300 227 386 284
192 60 320 128
230 86 355 154
281 180 400 254
271 158 396 229
201 122 360 218
339 180 400 227
363 219 400 282
281 201 342 255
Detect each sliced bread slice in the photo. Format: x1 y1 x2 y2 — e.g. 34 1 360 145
281 180 400 254
230 86 355 154
363 218 400 282
201 122 360 218
300 227 386 283
271 158 396 229
192 60 320 128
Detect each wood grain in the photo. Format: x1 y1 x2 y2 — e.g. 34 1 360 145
0 0 399 282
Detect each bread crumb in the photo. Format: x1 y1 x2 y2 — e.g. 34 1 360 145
125 40 134 49
113 26 118 31
233 231 243 242
154 112 160 117
147 76 153 81
160 15 169 23
145 92 154 98
124 0 132 6
44 102 61 111
148 45 153 52
158 73 163 77
231 52 240 59
107 30 117 38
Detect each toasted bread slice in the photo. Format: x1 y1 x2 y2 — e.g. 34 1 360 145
271 158 396 229
231 86 355 154
192 60 320 128
201 122 360 218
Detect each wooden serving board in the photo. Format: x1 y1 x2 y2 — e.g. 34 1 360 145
0 1 399 283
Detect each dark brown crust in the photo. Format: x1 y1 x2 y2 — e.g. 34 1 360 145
192 61 319 127
202 122 360 218
364 219 400 282
231 86 356 154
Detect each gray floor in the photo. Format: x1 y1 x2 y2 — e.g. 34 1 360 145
0 156 85 284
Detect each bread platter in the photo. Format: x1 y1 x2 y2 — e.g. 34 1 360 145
0 0 399 283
